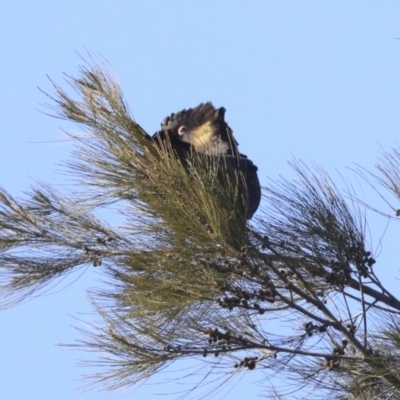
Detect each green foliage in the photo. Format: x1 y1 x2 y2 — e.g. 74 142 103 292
1 57 400 399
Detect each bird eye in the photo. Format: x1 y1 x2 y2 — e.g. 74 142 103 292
178 126 186 136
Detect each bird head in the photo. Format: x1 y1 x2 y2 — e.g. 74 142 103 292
156 102 238 155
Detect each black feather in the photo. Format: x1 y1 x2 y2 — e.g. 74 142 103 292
152 102 261 220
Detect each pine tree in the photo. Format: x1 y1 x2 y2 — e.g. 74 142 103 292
1 57 400 399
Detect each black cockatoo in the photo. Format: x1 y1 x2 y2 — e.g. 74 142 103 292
151 102 261 220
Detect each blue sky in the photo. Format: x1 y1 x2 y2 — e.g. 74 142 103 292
1 1 400 399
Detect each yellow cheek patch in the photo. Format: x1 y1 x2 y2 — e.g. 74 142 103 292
191 121 215 148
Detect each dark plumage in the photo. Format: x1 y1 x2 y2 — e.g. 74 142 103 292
152 102 261 220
